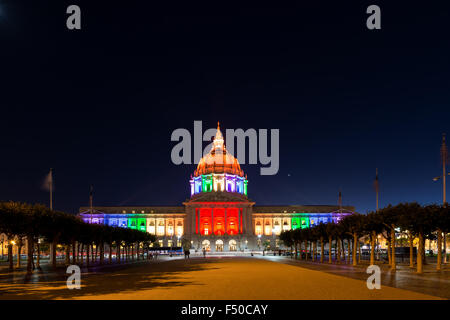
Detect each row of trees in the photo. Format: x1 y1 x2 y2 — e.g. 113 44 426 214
279 203 450 273
0 201 156 275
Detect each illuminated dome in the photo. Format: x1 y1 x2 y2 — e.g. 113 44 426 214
190 122 248 197
194 122 244 177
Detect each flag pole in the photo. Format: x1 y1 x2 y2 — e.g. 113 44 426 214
49 168 53 211
441 134 448 263
375 168 380 260
89 185 93 214
375 168 379 212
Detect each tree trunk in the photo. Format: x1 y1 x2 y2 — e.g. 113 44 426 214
409 234 414 268
72 241 76 264
444 233 447 264
346 239 350 264
417 232 423 273
422 239 427 264
16 244 22 268
391 226 396 271
294 242 298 259
118 244 121 263
387 239 392 266
109 242 113 264
136 243 139 260
304 240 308 261
354 233 359 266
309 241 312 261
320 237 324 263
51 239 57 268
95 245 98 263
312 241 315 262
337 237 341 264
36 242 40 269
26 237 34 275
437 230 442 271
86 244 90 267
80 244 84 265
328 237 332 264
370 231 375 265
8 244 13 271
358 240 362 263
65 245 70 265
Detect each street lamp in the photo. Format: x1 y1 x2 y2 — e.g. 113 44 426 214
257 234 261 251
272 228 276 254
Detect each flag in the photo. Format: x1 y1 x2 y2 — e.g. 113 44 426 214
441 133 448 165
42 168 53 191
89 185 94 212
338 190 342 207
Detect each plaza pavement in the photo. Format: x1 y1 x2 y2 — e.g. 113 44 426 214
0 256 444 300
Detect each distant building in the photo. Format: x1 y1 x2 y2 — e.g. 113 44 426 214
79 124 354 251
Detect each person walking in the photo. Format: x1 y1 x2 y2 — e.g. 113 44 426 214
202 248 206 258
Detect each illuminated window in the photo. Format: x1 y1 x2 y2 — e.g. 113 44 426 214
176 221 183 236
158 240 163 247
168 240 173 247
147 220 156 235
167 221 174 236
157 220 165 236
132 210 135 214
264 220 272 236
255 221 262 235
202 240 210 251
229 239 237 251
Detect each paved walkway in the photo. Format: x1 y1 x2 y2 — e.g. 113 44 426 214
0 257 443 300
260 255 450 299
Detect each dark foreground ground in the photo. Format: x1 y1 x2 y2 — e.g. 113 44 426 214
0 255 447 300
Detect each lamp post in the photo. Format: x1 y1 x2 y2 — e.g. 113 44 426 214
257 234 261 252
272 228 276 254
432 133 449 263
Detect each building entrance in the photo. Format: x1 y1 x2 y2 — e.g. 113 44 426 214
215 239 224 252
229 239 237 251
202 239 211 251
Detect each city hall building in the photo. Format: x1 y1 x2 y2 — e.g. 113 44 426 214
79 124 354 252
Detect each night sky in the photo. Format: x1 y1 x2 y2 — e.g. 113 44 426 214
1 1 449 214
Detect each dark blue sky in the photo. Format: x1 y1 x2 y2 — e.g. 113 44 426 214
0 1 449 214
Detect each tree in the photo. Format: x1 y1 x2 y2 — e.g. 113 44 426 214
313 223 327 263
325 222 338 264
364 211 384 266
279 230 294 258
340 214 364 266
